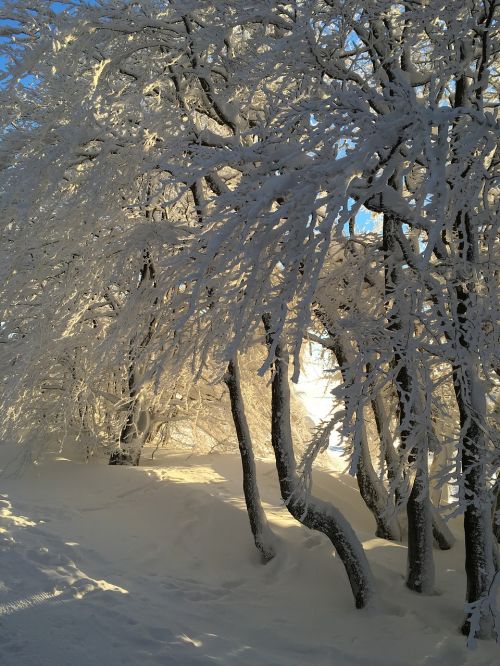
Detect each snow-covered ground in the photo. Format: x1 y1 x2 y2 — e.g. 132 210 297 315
0 443 496 665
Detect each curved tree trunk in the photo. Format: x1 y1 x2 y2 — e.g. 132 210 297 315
224 355 277 562
263 314 374 609
430 506 455 551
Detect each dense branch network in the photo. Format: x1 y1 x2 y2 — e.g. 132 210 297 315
0 0 498 641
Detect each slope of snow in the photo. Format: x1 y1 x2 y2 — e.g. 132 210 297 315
0 443 496 665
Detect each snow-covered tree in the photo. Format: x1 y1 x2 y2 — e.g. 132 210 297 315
0 0 498 637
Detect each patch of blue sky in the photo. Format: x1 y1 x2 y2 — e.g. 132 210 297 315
0 0 100 86
0 10 45 89
438 80 454 108
0 16 21 83
355 206 378 233
51 1 74 10
346 30 361 50
341 200 379 235
51 1 98 12
0 49 40 89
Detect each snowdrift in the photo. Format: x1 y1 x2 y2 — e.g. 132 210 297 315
0 444 496 665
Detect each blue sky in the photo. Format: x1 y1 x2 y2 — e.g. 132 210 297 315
0 2 83 86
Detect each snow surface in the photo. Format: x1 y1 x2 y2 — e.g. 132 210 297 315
0 443 497 666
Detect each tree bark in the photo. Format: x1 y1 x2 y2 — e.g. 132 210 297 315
454 365 495 637
224 355 276 562
109 250 156 467
450 16 497 634
109 398 149 466
109 359 146 466
383 212 435 593
450 205 496 636
371 392 400 495
406 458 435 593
263 314 374 609
493 477 500 544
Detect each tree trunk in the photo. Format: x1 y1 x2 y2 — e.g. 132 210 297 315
372 391 454 550
263 314 374 609
314 311 400 541
356 425 401 541
406 457 435 593
331 337 400 541
431 506 455 551
109 249 157 467
450 204 496 637
109 362 143 466
454 369 495 637
493 477 500 544
450 24 497 633
371 392 400 494
224 355 277 562
384 212 435 592
109 398 149 467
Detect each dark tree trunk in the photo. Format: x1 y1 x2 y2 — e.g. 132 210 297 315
356 432 400 541
450 25 497 634
450 206 495 636
454 371 495 637
383 212 435 593
406 460 435 592
493 478 500 544
109 400 148 466
109 363 144 467
109 249 157 467
263 314 374 609
401 407 434 593
224 355 276 562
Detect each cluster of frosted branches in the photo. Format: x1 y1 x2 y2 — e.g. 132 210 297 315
0 0 498 640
